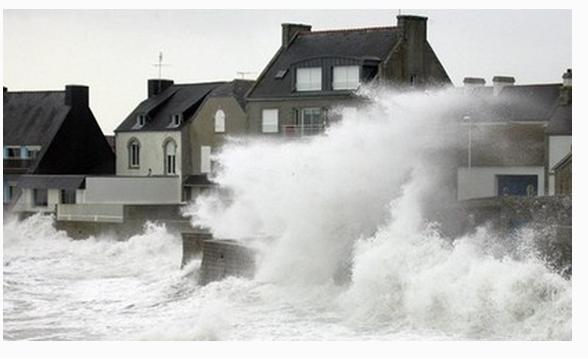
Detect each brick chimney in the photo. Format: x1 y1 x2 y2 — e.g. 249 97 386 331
282 23 312 48
65 85 89 107
463 77 486 94
148 79 174 98
560 69 572 105
492 76 515 96
397 15 428 86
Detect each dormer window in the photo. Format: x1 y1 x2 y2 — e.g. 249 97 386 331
171 114 182 127
333 66 360 90
137 114 146 128
296 67 322 91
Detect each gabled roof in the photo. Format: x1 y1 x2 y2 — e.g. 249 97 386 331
3 90 70 146
115 82 226 132
208 79 255 110
454 84 562 123
247 27 401 99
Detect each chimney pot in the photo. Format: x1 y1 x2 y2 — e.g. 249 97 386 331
65 85 89 107
281 23 311 48
562 68 572 87
492 76 515 96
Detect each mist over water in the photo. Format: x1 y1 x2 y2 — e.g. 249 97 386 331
4 88 571 340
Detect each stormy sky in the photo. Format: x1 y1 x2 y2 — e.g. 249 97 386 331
3 9 572 134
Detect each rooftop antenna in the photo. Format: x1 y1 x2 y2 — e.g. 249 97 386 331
153 51 171 80
236 71 256 79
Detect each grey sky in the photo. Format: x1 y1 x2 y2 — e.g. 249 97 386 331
3 9 571 134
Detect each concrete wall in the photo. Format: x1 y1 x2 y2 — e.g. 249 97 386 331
84 176 181 204
548 135 572 195
188 97 248 175
116 131 182 177
199 240 256 285
457 166 545 201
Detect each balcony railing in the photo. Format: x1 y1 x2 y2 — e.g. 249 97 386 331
282 124 326 137
3 159 34 173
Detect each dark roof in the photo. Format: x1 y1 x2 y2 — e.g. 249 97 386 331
546 104 572 135
454 84 562 123
208 80 255 110
17 175 86 190
115 82 226 132
3 91 70 146
248 27 401 99
184 175 214 186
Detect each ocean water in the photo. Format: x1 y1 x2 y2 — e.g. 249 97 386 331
3 88 571 340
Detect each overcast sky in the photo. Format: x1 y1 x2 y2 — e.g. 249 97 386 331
3 9 571 134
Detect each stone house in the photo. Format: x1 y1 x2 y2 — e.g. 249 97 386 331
246 15 452 137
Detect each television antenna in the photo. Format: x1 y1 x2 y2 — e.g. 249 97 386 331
153 51 171 80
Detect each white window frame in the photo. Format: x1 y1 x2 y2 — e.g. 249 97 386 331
201 146 211 174
214 109 226 133
333 65 360 90
296 67 322 91
164 140 177 175
261 109 279 133
136 114 147 128
171 114 182 127
128 139 140 168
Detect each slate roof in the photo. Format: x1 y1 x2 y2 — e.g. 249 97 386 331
247 27 402 99
546 104 572 135
115 82 226 132
17 175 86 190
208 80 255 110
453 84 562 123
3 91 70 146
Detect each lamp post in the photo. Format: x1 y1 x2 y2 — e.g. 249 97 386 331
464 115 472 169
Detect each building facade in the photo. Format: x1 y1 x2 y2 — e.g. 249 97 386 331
246 15 452 137
3 85 115 213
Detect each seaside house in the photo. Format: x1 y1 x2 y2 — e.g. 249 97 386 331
455 69 572 201
245 15 452 137
54 78 253 234
3 85 115 214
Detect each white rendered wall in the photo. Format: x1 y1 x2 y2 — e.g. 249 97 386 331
84 176 181 204
457 166 545 201
116 131 182 177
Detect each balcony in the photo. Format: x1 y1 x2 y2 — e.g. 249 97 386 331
282 124 326 137
3 159 34 174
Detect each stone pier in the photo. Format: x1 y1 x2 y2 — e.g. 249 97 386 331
198 239 257 285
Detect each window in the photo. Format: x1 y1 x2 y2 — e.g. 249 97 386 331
164 140 177 175
300 108 325 135
4 184 14 204
333 66 360 90
497 175 538 197
201 146 211 174
4 146 21 159
171 114 182 127
262 109 279 133
128 139 140 168
137 114 146 127
33 188 48 207
296 67 322 91
61 189 76 204
214 110 226 133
